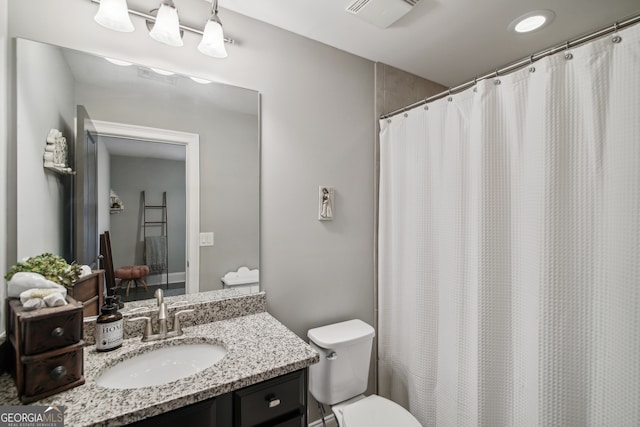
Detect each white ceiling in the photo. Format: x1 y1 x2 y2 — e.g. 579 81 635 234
100 135 186 161
211 0 640 86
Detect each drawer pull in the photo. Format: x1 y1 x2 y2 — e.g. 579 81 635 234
50 366 67 381
51 327 65 337
266 394 281 408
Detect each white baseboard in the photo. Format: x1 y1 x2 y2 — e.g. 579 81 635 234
145 271 185 286
308 414 337 427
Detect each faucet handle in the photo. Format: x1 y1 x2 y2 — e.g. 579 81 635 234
127 316 152 340
172 309 195 335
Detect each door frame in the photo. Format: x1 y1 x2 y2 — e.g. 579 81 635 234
92 120 200 295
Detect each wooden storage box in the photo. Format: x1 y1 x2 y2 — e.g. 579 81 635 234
67 269 104 317
6 297 85 403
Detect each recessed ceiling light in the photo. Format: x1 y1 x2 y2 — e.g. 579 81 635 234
509 10 555 34
104 57 133 66
189 76 212 84
150 67 175 76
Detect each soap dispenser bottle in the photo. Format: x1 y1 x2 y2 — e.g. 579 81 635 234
96 296 123 352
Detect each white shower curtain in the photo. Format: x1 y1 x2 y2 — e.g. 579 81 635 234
378 23 640 427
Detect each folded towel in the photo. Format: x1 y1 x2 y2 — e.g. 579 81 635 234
8 272 67 298
145 236 167 272
20 288 67 307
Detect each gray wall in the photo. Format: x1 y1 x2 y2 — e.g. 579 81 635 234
97 137 111 242
76 83 259 291
109 155 186 276
7 0 375 340
15 39 76 261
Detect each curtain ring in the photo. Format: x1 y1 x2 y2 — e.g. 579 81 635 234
564 41 573 60
403 107 408 118
529 55 536 73
447 88 453 102
612 22 622 43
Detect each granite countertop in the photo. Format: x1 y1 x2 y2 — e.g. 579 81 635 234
0 312 319 426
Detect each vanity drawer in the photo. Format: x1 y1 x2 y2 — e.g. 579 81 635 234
271 414 305 427
8 298 83 355
234 370 307 427
14 341 85 403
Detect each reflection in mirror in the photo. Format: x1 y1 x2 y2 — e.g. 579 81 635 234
15 38 260 310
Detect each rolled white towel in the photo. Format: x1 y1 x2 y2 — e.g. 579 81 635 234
44 144 56 152
43 152 54 161
8 272 67 298
23 298 46 310
20 288 68 306
79 265 93 277
43 292 68 307
46 129 61 144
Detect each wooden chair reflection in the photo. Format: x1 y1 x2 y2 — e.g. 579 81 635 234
100 231 150 297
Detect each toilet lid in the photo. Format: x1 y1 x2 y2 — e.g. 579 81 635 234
341 395 422 427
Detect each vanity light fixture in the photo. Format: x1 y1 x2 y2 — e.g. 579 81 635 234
94 0 134 32
89 0 235 57
509 10 555 33
148 0 184 47
104 57 133 66
150 67 176 76
189 76 213 84
197 0 227 58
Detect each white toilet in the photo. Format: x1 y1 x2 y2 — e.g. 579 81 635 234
307 319 422 427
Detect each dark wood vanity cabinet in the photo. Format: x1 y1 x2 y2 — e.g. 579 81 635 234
129 369 307 427
233 369 307 427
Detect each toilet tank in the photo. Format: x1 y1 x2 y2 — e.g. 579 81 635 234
307 319 375 405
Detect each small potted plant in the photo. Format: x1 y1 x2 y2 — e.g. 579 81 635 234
5 253 82 288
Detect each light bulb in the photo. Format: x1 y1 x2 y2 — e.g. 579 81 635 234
149 2 183 47
197 18 227 58
94 0 134 32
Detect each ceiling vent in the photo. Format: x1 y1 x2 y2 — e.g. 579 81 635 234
346 0 420 28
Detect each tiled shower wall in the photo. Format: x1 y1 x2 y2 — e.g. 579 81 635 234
373 63 446 393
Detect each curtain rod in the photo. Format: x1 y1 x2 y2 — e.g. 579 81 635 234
381 12 640 120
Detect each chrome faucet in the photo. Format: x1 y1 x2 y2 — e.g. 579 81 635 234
127 289 195 342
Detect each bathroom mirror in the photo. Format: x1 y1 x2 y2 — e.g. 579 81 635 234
15 38 260 308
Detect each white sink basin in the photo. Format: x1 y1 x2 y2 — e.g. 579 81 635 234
96 343 226 389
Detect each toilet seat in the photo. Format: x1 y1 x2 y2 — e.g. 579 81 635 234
338 395 422 427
